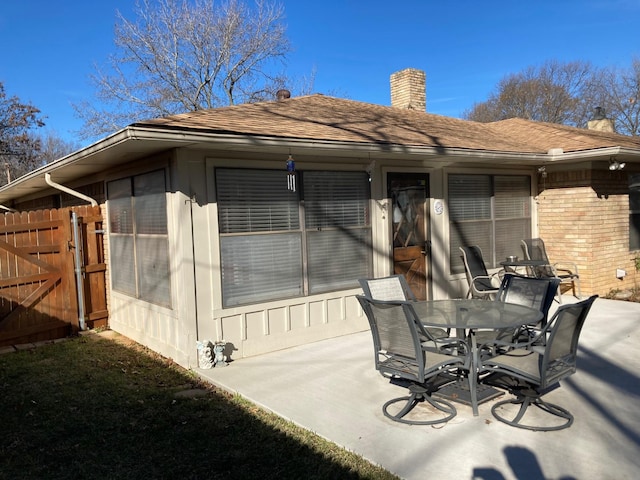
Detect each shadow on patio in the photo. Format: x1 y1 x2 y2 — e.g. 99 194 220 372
198 296 640 480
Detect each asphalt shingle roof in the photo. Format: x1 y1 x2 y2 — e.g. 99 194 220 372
137 94 640 155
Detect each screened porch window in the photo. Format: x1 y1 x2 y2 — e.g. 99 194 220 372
449 174 531 274
107 170 171 308
216 168 372 307
630 174 640 250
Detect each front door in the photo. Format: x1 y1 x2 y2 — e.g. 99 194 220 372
388 173 430 300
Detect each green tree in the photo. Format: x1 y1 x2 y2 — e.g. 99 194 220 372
75 0 297 139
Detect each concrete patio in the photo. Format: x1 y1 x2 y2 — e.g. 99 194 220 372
197 296 640 480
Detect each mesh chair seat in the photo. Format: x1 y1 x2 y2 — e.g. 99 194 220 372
357 295 469 425
459 246 501 299
476 274 561 354
481 295 597 431
521 238 581 302
359 275 451 341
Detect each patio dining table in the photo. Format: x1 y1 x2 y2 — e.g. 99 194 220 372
412 299 543 415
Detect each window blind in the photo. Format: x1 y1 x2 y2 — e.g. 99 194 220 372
217 169 299 233
304 171 371 293
449 174 531 273
107 170 171 308
220 233 303 306
216 168 372 306
448 175 491 221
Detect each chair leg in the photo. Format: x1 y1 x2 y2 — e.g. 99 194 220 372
383 384 457 425
491 394 574 431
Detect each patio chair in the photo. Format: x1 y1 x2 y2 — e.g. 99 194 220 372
480 295 598 431
476 274 561 354
521 238 582 302
459 246 501 300
359 276 449 340
356 295 468 425
359 274 417 301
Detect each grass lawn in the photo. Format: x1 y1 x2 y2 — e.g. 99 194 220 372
0 333 399 480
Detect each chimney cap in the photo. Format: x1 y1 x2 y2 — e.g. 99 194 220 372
276 89 291 101
592 106 606 120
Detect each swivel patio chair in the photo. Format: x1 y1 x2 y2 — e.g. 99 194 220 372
480 295 597 431
359 275 449 340
521 238 581 303
459 246 501 300
476 274 561 354
357 295 468 425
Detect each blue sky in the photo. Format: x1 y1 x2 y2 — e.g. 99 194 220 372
1 0 639 143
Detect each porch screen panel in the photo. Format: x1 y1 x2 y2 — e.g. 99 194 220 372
307 228 372 293
133 171 171 307
217 169 300 232
494 176 531 261
136 237 171 307
107 170 171 307
216 169 302 307
304 171 372 293
449 174 531 273
448 175 492 273
220 234 303 306
109 236 136 296
630 175 640 250
107 178 136 296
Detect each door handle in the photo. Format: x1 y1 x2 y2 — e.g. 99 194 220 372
421 240 432 256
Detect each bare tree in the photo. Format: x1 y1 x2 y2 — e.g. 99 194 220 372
37 132 82 164
74 0 293 139
463 60 597 127
0 81 46 184
595 58 640 136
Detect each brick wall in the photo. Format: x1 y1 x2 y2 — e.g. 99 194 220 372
390 68 426 111
536 168 639 296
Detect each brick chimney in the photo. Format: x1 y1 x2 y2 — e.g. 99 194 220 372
587 106 615 133
390 68 426 111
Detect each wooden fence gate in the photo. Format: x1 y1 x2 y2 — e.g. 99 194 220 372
0 206 108 347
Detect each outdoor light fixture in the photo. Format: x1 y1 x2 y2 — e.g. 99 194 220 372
609 158 626 171
537 166 547 178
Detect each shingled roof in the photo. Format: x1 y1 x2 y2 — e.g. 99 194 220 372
136 94 640 155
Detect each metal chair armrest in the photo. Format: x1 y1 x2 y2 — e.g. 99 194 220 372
553 262 579 276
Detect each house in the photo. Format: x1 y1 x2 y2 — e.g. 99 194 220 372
1 68 639 367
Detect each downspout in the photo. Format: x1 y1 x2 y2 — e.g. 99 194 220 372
45 173 99 331
45 173 98 206
71 211 86 331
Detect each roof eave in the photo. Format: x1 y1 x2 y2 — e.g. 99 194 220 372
1 124 639 206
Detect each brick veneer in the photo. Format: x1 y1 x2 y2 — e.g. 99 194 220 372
536 168 639 296
390 68 426 111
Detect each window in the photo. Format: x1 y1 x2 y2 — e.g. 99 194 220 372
216 168 372 307
449 174 531 274
630 174 640 250
107 170 171 308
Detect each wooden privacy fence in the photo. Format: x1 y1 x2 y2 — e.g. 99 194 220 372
0 206 108 347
